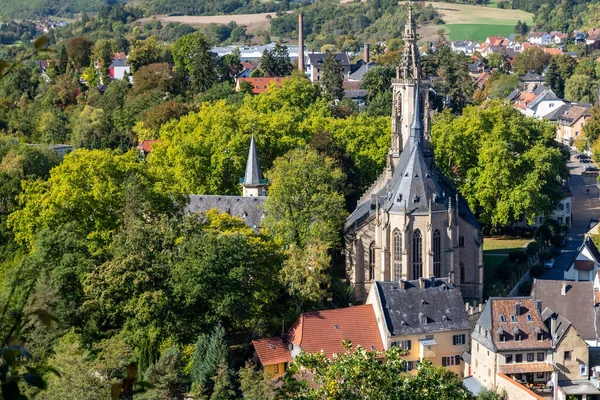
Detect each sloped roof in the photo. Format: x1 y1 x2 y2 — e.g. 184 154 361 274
544 103 572 121
242 133 264 187
238 77 286 94
540 307 571 346
306 53 350 67
528 89 560 110
475 297 552 351
252 337 292 366
532 279 598 340
544 47 563 55
186 195 265 229
374 278 470 337
287 305 384 359
558 105 591 125
349 62 378 81
137 139 158 153
565 237 600 272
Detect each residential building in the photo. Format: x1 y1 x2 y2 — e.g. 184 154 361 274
573 31 587 45
512 88 566 119
186 133 267 229
550 31 567 44
564 237 600 282
304 52 351 83
367 277 470 377
450 40 480 55
137 139 158 157
543 47 564 56
587 28 600 45
235 77 287 94
519 73 546 91
348 61 378 82
250 337 292 378
109 58 130 80
344 4 483 302
211 44 302 63
528 32 551 45
287 304 385 359
556 104 591 145
470 297 553 389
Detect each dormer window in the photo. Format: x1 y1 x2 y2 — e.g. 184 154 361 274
270 344 275 349
511 316 516 323
537 332 544 341
334 324 340 330
500 315 506 322
515 333 522 342
527 314 532 321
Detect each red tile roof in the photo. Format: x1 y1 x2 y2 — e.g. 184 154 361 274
499 363 554 374
490 298 552 351
544 47 563 55
112 52 127 60
252 337 292 366
137 139 158 153
288 305 384 359
241 62 256 70
237 77 287 94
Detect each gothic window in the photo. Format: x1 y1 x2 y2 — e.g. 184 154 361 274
460 262 465 283
369 242 376 281
412 230 422 279
433 229 441 277
393 229 402 279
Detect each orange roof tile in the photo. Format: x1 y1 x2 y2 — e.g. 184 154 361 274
288 305 384 359
252 337 292 366
490 298 552 351
499 363 554 374
544 47 563 55
238 77 287 94
137 139 158 153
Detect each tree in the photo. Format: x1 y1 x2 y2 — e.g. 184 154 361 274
239 362 273 400
93 39 113 83
275 343 473 399
485 72 520 100
142 346 188 400
545 57 564 98
190 325 229 391
513 47 550 74
132 63 176 95
57 44 68 74
361 64 396 99
128 36 167 72
172 32 217 93
259 44 292 77
70 105 108 149
431 101 569 228
321 52 344 100
565 74 598 103
210 363 235 400
66 36 94 70
478 389 506 400
584 106 600 146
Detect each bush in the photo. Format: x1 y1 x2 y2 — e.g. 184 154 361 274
508 250 527 263
433 18 445 24
550 234 564 247
540 250 553 261
526 241 540 255
497 1 509 8
518 280 533 296
530 264 544 278
495 263 513 282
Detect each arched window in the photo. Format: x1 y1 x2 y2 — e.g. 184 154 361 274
460 262 465 283
393 229 402 280
433 229 441 277
369 242 376 281
412 230 423 279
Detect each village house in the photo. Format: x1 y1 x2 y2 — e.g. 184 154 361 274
563 237 600 282
528 32 551 46
304 52 351 83
249 337 292 378
550 31 568 44
556 104 591 146
235 77 287 94
470 297 554 391
367 277 470 377
136 139 158 158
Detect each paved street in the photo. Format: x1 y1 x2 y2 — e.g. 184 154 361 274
541 150 600 280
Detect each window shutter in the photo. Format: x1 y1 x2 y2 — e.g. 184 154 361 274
407 340 411 350
453 335 456 345
456 355 461 365
442 357 446 367
462 334 466 344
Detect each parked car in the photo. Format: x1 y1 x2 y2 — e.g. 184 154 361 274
576 154 590 159
581 158 593 163
587 166 600 171
544 259 555 269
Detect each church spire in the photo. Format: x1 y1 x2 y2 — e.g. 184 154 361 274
409 83 423 148
241 132 266 197
399 0 420 80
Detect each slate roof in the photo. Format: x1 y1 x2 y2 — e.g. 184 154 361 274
558 105 591 126
186 195 266 229
348 62 378 81
528 89 560 110
506 88 522 102
519 73 545 82
473 297 552 351
374 278 470 337
242 133 265 186
540 307 571 346
565 237 600 273
544 103 571 121
287 305 384 359
531 279 598 341
251 337 292 366
306 53 350 67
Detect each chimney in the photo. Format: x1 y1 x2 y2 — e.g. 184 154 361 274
465 302 471 312
364 43 370 63
478 303 484 312
550 314 557 337
298 14 304 71
561 280 568 295
419 277 426 289
515 302 521 316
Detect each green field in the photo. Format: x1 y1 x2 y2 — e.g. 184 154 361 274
483 237 530 253
445 24 516 41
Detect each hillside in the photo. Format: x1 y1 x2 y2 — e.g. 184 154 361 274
0 0 119 18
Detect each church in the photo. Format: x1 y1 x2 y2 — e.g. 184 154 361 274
344 5 483 302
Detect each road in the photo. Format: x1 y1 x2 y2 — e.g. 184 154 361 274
541 150 600 279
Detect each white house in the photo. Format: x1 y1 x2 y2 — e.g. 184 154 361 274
550 31 567 44
526 89 566 119
564 237 600 281
528 32 551 45
109 59 131 81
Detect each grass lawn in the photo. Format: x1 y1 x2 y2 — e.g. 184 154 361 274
445 24 515 41
483 237 530 253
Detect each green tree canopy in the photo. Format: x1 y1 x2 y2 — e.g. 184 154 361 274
565 74 598 103
321 52 344 100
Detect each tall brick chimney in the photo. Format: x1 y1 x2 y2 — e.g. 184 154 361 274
364 43 370 63
298 14 305 71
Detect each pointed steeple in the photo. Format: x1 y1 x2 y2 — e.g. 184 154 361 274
241 132 266 197
409 84 423 148
399 0 420 80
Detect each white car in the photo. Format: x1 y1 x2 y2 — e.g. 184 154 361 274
544 259 555 269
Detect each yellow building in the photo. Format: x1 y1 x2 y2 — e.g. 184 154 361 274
556 105 591 146
367 277 470 378
250 337 292 379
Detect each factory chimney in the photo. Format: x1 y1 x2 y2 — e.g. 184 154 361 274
364 43 370 63
298 14 305 71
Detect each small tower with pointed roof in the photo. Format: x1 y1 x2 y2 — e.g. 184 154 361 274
241 133 267 197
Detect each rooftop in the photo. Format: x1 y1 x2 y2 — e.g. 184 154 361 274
251 337 292 366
